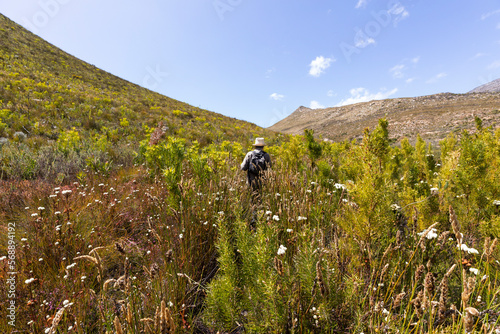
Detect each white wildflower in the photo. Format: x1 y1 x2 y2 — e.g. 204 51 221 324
286 229 293 233
25 278 36 284
417 227 438 239
38 207 45 211
390 204 401 211
62 189 72 195
66 263 77 270
469 268 479 275
459 244 479 254
277 244 287 255
272 215 280 221
297 216 307 221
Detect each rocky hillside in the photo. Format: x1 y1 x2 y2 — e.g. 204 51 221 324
469 78 500 93
269 92 500 146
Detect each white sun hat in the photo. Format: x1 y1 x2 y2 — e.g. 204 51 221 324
253 138 266 146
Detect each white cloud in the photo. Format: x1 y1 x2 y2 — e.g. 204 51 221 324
389 3 409 25
269 93 284 101
390 57 420 79
310 100 325 109
481 9 500 20
336 87 398 106
355 36 376 48
488 60 500 69
471 52 488 60
355 0 368 9
406 77 415 84
309 56 335 77
390 64 406 79
426 72 447 84
265 67 276 78
327 90 336 97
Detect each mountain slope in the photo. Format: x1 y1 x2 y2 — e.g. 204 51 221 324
469 78 500 93
0 13 270 146
269 92 500 146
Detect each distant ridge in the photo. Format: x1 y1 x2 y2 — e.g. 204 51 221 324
469 78 500 93
269 92 500 146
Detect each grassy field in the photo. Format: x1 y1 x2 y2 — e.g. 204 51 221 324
2 12 500 334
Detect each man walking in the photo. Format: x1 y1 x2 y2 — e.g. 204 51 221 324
240 138 271 191
241 138 271 229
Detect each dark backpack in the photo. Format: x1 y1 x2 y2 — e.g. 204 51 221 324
248 150 267 175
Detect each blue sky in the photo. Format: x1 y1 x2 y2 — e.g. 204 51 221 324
1 0 500 128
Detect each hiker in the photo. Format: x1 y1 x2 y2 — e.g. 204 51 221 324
240 137 271 192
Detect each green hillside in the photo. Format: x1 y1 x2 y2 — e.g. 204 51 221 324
0 13 273 180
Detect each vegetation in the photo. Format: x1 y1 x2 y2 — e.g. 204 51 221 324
0 14 271 181
2 13 500 334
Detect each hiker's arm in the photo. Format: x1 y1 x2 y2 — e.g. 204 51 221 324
265 153 272 168
241 152 251 171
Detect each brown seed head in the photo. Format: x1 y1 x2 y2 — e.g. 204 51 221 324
315 260 329 297
488 238 498 260
165 249 173 263
115 242 126 254
415 264 425 283
393 292 406 309
274 257 283 276
150 263 159 278
114 316 123 334
424 272 435 301
48 308 65 334
449 205 462 244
